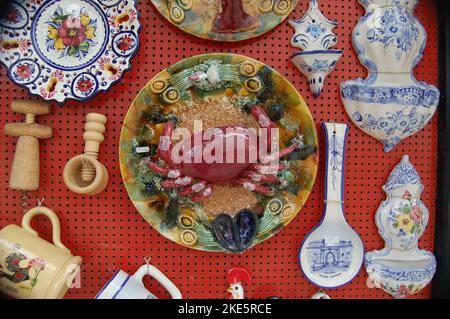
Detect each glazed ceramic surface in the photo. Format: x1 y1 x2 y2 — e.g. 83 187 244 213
365 155 436 298
0 206 82 299
289 0 342 97
120 53 319 253
299 123 363 288
150 0 299 42
0 0 141 103
96 264 182 299
341 0 439 152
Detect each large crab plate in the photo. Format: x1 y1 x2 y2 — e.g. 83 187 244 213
150 0 299 42
0 0 141 103
120 53 318 253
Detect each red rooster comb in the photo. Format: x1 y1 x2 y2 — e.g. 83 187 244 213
226 267 251 285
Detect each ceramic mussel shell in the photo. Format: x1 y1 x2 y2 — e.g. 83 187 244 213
212 209 259 253
341 0 439 152
364 155 436 298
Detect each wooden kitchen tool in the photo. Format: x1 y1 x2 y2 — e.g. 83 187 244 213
4 100 53 191
63 113 108 195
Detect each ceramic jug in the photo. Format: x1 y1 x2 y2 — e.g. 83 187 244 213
0 206 82 299
341 0 439 152
96 264 182 299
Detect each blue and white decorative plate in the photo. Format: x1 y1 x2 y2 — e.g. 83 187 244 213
0 0 141 103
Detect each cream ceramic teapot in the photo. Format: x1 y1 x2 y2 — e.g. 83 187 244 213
0 206 82 299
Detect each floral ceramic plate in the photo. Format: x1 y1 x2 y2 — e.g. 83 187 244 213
0 0 141 103
150 0 299 42
120 53 319 253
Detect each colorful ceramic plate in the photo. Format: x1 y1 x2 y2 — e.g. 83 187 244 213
120 53 318 253
150 0 299 42
0 0 141 103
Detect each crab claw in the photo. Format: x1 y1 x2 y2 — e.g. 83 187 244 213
251 105 278 129
148 161 181 178
179 181 208 196
250 163 286 175
161 176 194 189
191 186 213 202
236 179 273 196
242 171 281 183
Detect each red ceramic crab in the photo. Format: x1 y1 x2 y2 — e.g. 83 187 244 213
147 105 302 202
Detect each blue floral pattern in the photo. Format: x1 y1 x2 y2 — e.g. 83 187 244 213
366 6 419 59
383 156 422 191
300 59 336 73
341 84 439 109
306 22 325 40
352 107 431 151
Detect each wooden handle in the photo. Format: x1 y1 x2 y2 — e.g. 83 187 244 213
9 136 40 191
11 100 51 115
83 113 107 155
5 123 53 139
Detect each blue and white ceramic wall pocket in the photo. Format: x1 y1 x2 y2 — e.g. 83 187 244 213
288 0 342 97
364 155 436 298
290 49 343 98
299 122 364 288
288 0 338 51
340 0 439 152
0 0 141 103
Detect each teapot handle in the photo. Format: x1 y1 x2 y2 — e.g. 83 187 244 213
132 265 182 299
21 206 70 253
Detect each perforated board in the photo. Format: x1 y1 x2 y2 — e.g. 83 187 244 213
0 0 438 299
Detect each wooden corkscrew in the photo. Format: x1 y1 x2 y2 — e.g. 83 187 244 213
63 113 109 195
4 100 53 210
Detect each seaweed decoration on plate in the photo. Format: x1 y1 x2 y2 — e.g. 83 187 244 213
120 53 318 253
150 0 299 42
0 0 141 103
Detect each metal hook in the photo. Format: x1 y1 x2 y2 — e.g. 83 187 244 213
144 256 152 274
37 197 45 207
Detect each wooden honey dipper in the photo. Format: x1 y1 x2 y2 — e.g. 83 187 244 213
63 113 109 195
4 100 53 191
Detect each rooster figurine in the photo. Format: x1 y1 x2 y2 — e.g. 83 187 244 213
226 267 251 299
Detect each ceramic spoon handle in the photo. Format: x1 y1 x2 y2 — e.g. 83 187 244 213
322 122 348 220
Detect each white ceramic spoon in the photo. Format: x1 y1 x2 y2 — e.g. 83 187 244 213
299 122 364 288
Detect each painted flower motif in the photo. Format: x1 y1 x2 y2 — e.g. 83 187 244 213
77 78 94 93
46 7 97 59
28 257 46 271
306 22 325 40
367 7 419 59
411 205 422 223
5 8 22 23
377 117 396 135
0 38 30 54
312 59 331 72
99 57 122 80
402 190 412 200
397 284 412 297
117 35 135 52
109 8 137 27
396 213 413 233
15 63 33 80
40 70 63 99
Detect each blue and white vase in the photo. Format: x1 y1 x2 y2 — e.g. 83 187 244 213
341 0 439 152
289 0 342 97
365 155 436 298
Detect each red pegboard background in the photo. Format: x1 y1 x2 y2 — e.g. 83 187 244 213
0 0 438 299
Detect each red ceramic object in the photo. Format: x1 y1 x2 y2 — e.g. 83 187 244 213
147 105 302 202
212 0 257 33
